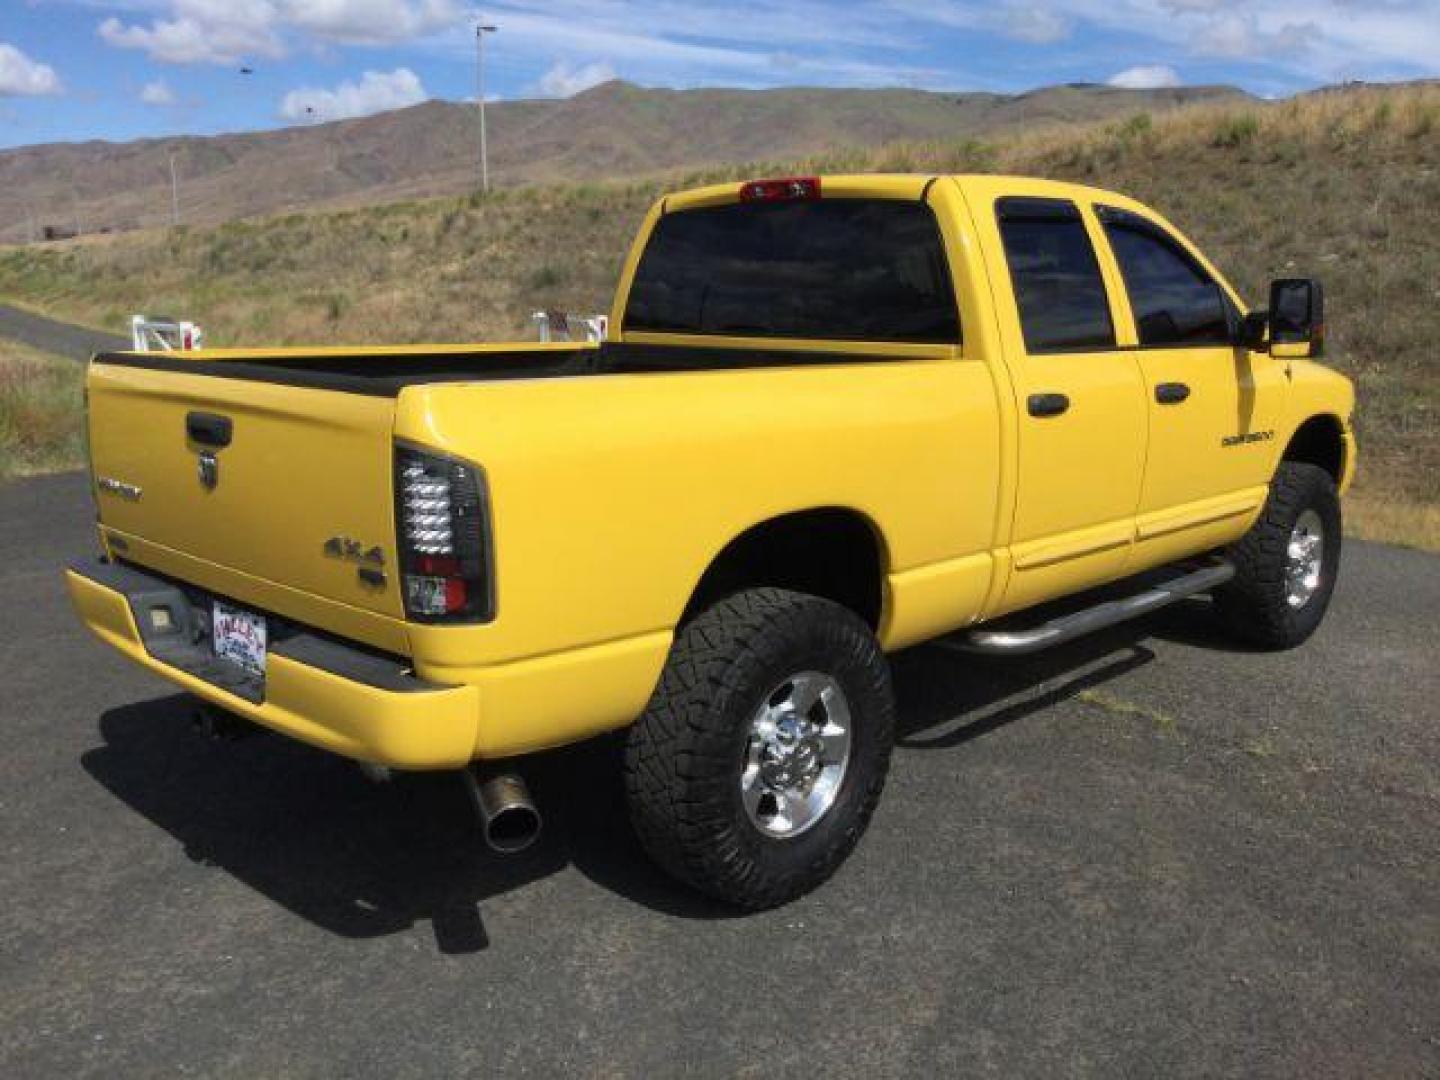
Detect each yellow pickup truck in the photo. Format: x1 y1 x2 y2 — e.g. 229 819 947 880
67 173 1354 909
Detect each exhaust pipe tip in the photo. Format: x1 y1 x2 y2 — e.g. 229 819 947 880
463 769 542 854
485 800 543 854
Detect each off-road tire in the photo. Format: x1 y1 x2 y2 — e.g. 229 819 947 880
1215 462 1341 649
624 588 894 910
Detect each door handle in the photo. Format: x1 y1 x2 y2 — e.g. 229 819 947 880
1027 392 1070 418
186 411 233 448
1155 382 1191 405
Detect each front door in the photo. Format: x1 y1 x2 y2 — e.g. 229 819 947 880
985 195 1149 614
1095 205 1288 569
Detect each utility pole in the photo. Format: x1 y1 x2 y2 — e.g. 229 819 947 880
169 151 180 226
476 19 498 193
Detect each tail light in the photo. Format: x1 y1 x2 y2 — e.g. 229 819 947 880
395 444 493 622
739 176 821 203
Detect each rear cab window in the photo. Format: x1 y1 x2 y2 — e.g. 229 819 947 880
1097 206 1237 346
623 198 961 344
995 197 1115 354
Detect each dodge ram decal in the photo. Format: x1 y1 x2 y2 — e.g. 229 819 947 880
1221 430 1275 448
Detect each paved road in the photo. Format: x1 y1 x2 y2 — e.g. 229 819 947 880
0 303 128 360
2 471 1437 1078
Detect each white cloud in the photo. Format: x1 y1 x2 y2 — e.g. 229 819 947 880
537 60 616 98
285 0 464 46
0 42 61 97
1193 12 1250 57
459 6 944 89
499 1 912 54
892 0 1440 84
1107 63 1181 89
278 67 427 121
1189 11 1321 60
99 0 466 65
139 79 178 105
87 0 1440 102
100 0 285 66
999 5 1070 44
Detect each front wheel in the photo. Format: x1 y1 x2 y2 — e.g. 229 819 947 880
1215 462 1342 649
624 588 895 910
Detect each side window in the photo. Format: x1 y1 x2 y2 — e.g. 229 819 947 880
1099 207 1233 346
996 197 1115 354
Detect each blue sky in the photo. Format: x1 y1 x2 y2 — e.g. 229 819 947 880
2 0 1438 149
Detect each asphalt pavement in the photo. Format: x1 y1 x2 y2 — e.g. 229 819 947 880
1 471 1436 1078
0 304 128 361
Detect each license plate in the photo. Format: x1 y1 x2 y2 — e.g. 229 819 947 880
212 601 267 677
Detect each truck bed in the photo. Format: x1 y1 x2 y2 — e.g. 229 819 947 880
95 343 602 396
92 340 923 396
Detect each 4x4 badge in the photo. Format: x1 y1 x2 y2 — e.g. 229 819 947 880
96 476 142 501
323 536 386 566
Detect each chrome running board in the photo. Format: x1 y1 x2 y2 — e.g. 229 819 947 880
945 561 1236 657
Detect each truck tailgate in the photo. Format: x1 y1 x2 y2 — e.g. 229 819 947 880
87 360 405 623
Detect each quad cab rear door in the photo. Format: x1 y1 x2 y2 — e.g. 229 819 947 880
969 185 1149 615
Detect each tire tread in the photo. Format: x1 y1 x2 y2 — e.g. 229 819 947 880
1216 462 1341 649
624 588 893 909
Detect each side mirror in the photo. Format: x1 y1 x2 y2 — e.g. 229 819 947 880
1268 278 1325 359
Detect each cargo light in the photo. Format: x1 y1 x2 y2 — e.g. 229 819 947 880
739 176 821 203
395 445 493 622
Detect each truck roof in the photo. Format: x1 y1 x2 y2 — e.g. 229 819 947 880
661 173 1148 215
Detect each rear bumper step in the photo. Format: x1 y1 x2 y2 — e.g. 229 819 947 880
945 561 1235 657
66 557 481 769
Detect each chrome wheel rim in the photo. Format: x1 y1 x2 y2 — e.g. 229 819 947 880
1285 509 1325 609
741 671 852 838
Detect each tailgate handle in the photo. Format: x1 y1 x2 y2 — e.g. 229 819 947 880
186 412 233 449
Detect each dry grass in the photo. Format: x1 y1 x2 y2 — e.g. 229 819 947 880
0 82 1435 541
1344 492 1440 553
0 342 85 482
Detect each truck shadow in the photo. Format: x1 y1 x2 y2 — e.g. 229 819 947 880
80 597 1225 951
894 593 1255 746
81 696 726 951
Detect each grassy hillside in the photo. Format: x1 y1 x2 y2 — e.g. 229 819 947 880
0 342 85 482
0 81 1245 243
0 83 1434 542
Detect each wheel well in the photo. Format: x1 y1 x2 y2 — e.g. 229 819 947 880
1282 414 1346 484
683 509 884 629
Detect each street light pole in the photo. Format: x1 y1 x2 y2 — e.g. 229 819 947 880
476 20 498 194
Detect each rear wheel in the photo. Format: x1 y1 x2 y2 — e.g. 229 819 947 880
624 588 894 910
1215 462 1341 649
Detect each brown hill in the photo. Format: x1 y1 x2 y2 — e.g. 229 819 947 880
0 80 1248 242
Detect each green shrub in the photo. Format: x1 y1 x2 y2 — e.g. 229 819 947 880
0 346 85 482
1212 113 1261 148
